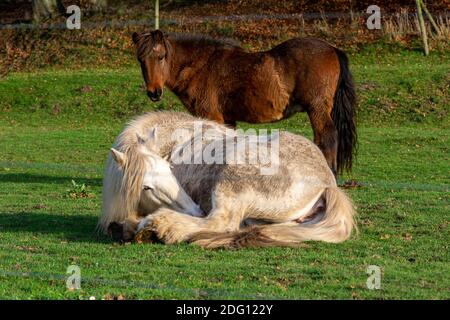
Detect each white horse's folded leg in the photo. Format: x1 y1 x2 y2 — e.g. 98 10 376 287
142 206 244 244
139 208 202 244
201 206 244 232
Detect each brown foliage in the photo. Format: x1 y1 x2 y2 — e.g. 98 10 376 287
0 0 448 75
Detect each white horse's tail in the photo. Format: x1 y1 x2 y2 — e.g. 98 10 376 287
189 187 357 249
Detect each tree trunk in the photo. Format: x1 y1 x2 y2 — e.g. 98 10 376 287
32 0 64 22
421 1 441 35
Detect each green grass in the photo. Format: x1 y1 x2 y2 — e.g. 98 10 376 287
0 49 449 299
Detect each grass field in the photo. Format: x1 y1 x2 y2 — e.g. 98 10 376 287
0 48 449 299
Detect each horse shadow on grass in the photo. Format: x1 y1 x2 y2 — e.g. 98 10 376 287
0 212 111 244
0 172 110 243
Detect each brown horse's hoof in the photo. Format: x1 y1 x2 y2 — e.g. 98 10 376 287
134 227 159 244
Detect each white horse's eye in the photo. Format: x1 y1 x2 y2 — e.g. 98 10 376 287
143 185 153 191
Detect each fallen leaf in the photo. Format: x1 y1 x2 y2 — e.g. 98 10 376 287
79 85 93 93
402 233 412 241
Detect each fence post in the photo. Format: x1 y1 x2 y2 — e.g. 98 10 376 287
416 0 429 56
155 0 160 30
421 0 440 35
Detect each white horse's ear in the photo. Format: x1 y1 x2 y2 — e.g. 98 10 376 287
110 148 127 167
146 127 158 152
148 127 157 142
136 133 147 145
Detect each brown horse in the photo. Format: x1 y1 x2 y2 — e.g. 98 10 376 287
132 30 357 175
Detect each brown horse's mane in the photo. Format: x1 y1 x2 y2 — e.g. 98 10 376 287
135 32 243 59
169 33 242 49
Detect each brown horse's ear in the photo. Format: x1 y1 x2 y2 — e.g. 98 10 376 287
132 32 140 44
152 30 165 43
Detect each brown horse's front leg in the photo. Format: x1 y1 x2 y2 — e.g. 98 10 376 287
308 111 338 177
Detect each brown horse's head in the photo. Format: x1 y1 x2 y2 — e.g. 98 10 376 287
132 30 170 102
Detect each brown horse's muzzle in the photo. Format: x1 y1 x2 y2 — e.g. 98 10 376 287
147 88 163 102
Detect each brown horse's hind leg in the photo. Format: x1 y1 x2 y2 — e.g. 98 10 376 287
307 108 338 177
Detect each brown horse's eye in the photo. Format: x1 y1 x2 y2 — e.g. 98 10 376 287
158 56 164 61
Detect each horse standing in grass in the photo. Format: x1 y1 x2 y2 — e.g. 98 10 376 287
99 111 356 248
132 31 357 176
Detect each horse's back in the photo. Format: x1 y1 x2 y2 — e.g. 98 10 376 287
175 130 334 202
269 37 338 59
279 131 334 181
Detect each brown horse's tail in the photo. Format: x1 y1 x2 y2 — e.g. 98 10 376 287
332 48 357 173
188 187 356 249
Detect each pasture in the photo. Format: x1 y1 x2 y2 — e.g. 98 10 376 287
0 47 448 299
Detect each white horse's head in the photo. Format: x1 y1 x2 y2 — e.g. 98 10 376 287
110 127 204 218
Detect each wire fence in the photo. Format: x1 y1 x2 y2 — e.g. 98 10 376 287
1 10 450 30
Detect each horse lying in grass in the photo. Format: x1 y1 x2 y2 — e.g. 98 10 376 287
99 111 356 248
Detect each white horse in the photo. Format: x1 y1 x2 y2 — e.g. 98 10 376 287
99 111 356 248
